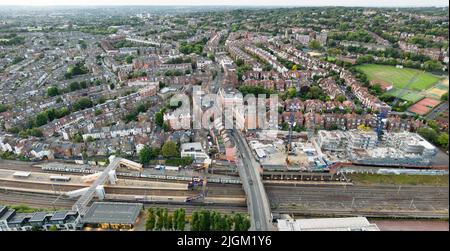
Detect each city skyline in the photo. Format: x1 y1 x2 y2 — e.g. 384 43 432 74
0 0 448 7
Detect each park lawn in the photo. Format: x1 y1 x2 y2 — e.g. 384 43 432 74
349 173 449 186
355 64 441 91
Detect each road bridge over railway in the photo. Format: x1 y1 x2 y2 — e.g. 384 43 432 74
232 130 273 231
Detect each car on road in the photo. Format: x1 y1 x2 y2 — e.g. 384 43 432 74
249 179 253 185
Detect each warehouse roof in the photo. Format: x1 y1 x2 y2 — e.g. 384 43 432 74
81 202 142 225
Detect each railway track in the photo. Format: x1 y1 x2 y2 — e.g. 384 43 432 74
266 184 449 218
0 178 245 198
273 208 449 219
0 190 76 209
0 190 248 215
0 164 245 190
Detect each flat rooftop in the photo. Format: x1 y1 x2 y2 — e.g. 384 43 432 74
29 212 50 223
81 202 142 225
50 211 78 221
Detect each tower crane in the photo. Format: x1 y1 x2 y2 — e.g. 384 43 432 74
375 72 420 142
286 104 297 165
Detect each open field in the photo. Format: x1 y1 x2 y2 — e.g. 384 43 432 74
348 174 449 186
355 64 442 91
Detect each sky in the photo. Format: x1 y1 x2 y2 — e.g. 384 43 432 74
0 0 448 7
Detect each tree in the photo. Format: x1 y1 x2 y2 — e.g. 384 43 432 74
80 81 88 89
427 120 439 131
286 87 297 99
167 214 174 231
417 127 438 144
235 58 244 67
291 64 298 71
198 210 211 231
208 54 215 62
441 92 448 102
233 213 243 231
423 60 443 72
162 141 179 158
35 112 48 127
211 212 221 231
162 208 169 230
73 98 93 111
48 225 58 231
125 55 134 64
241 217 251 231
173 209 179 230
219 215 229 231
0 104 8 113
162 123 170 132
177 208 186 231
69 81 81 92
47 86 59 97
336 95 346 103
222 215 232 231
191 211 199 231
29 128 43 137
72 133 83 143
139 145 152 165
372 84 383 95
146 208 156 231
437 133 449 149
155 111 164 127
308 39 322 50
155 208 164 231
307 86 323 99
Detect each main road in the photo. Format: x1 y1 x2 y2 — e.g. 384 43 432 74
232 130 273 231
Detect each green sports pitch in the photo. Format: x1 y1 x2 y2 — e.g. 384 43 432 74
355 64 442 91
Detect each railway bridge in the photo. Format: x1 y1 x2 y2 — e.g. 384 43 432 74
70 156 142 215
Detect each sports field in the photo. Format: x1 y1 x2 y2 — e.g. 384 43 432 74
387 89 424 103
355 64 441 91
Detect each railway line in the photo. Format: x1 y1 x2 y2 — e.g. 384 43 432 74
267 184 449 218
0 190 77 209
274 208 449 219
0 162 244 189
0 179 245 197
0 190 248 215
1 160 448 219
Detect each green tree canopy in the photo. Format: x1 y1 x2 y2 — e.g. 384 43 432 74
162 141 179 158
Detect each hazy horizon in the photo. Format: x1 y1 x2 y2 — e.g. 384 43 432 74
0 0 448 7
